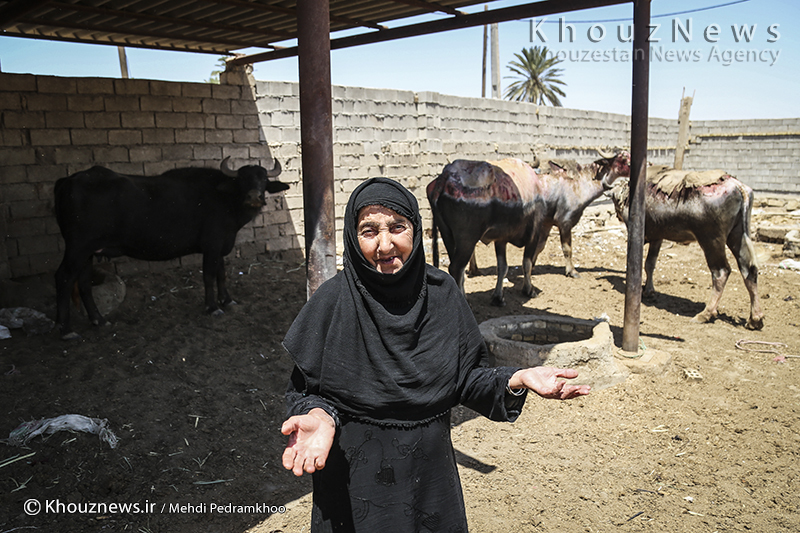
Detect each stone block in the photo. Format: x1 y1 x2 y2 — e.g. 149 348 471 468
45 111 85 128
37 76 77 94
17 234 59 256
161 144 193 161
233 129 259 143
121 111 155 129
93 146 129 163
142 128 176 144
202 99 231 114
183 83 212 98
114 79 150 95
141 96 174 112
212 84 241 100
108 129 142 145
173 98 203 113
0 92 22 110
104 96 140 112
9 255 32 278
67 95 105 112
85 112 121 129
205 129 233 143
27 163 67 182
175 129 205 143
54 147 93 165
150 80 182 97
130 146 163 162
0 73 36 92
30 129 71 146
3 183 38 202
76 78 115 94
0 129 25 147
155 113 186 129
193 145 222 160
0 148 36 166
186 114 206 129
143 161 177 175
25 93 67 111
216 114 243 129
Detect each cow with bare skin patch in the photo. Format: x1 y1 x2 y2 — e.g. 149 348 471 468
608 166 764 330
427 151 630 306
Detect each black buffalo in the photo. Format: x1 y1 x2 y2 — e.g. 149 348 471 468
54 157 288 339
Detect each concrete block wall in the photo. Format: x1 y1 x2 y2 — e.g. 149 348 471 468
0 73 302 282
684 118 800 193
2 72 797 282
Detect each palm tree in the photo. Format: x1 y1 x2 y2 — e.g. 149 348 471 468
503 46 566 106
206 56 228 84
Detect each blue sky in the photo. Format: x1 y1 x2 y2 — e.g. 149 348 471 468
1 0 797 120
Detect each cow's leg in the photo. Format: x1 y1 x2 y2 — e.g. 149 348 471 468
77 259 108 328
559 227 580 278
643 240 663 298
216 257 237 308
692 238 731 324
447 241 478 297
727 228 764 330
202 254 223 315
55 253 82 340
490 242 509 307
467 251 479 277
521 231 548 298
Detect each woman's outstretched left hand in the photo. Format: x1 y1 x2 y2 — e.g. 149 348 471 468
508 367 591 400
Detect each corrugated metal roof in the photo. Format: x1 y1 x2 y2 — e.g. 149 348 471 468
0 0 491 55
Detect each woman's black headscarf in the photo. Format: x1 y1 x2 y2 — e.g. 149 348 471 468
283 178 487 425
342 177 427 307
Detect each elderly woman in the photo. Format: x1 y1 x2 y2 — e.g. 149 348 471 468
281 177 589 532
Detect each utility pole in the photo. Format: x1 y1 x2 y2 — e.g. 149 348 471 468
117 47 130 79
481 5 487 97
491 22 500 98
673 88 694 170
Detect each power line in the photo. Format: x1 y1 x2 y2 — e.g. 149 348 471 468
534 0 753 24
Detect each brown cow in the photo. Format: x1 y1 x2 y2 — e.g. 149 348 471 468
427 151 630 306
608 166 764 330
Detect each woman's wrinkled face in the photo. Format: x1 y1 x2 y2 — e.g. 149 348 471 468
356 205 414 274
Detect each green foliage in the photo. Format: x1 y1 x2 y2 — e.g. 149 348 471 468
206 56 228 84
503 46 566 106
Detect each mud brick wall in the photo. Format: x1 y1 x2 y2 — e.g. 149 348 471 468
1 72 798 281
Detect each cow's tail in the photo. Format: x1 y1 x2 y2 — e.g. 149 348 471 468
737 180 760 273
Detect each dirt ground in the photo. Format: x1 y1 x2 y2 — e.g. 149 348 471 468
1 202 799 533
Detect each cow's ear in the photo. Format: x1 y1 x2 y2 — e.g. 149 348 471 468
548 161 563 172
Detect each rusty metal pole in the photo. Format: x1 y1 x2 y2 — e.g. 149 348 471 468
622 0 651 353
297 0 336 298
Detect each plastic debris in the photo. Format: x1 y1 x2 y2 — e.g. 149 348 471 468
778 258 800 271
5 414 119 449
0 308 55 336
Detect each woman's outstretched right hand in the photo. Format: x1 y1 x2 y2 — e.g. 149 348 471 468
281 408 336 476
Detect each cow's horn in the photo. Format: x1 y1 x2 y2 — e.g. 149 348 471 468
220 156 237 177
596 147 615 159
266 159 282 177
